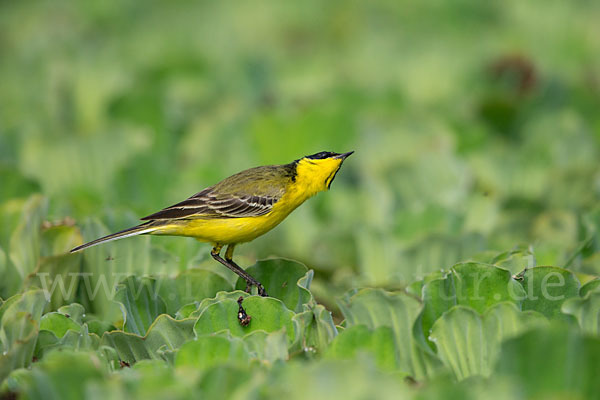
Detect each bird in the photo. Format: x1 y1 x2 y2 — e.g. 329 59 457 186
70 151 353 297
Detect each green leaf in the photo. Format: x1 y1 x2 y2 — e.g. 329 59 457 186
4 195 47 297
33 303 87 340
562 291 600 335
0 290 48 381
35 324 100 359
121 360 185 399
21 224 83 310
243 330 288 363
0 247 7 300
24 253 81 310
292 304 338 353
0 312 39 384
78 219 179 321
244 329 289 364
519 266 580 319
429 303 548 380
325 325 399 372
196 365 254 399
483 302 549 350
175 334 250 370
9 350 108 400
418 262 526 351
96 345 121 371
20 131 150 196
338 288 441 379
189 290 249 319
174 303 199 320
114 276 167 336
0 167 40 204
0 289 47 326
495 324 600 399
39 224 83 258
57 303 86 325
39 313 81 338
235 258 314 312
158 269 232 315
194 296 296 344
34 330 59 357
101 314 195 364
429 307 490 379
257 358 412 399
580 278 600 297
406 271 445 298
77 219 124 321
0 199 28 256
490 246 536 275
86 319 116 337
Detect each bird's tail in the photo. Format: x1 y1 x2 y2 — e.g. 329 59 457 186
70 222 159 253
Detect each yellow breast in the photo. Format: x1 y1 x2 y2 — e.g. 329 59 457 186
153 183 313 245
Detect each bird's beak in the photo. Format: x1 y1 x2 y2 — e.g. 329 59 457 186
335 151 354 160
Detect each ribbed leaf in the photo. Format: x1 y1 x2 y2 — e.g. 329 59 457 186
292 304 338 353
35 324 100 359
325 325 399 372
158 269 232 315
101 314 195 364
235 258 313 312
24 253 81 311
580 278 600 297
429 303 548 380
242 330 288 363
417 262 527 351
39 313 81 338
78 219 178 321
0 290 48 383
114 276 167 336
429 306 491 379
4 196 47 298
338 288 440 379
562 291 600 335
175 335 250 370
490 246 536 276
194 296 295 344
6 350 107 400
495 325 600 399
519 266 580 319
189 290 249 319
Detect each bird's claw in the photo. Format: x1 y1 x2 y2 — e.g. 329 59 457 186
244 281 268 297
257 284 268 297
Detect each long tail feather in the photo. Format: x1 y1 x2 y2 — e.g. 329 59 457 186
70 223 158 253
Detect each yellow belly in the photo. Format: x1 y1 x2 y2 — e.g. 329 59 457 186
151 198 300 245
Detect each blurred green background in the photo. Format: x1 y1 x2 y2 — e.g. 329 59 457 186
1 0 599 298
3 1 600 399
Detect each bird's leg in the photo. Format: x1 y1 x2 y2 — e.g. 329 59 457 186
210 245 268 297
225 244 268 297
224 244 251 292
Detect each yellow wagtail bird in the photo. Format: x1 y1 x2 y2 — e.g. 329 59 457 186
70 151 353 297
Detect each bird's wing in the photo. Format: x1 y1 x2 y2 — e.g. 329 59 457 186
140 166 291 221
140 189 280 220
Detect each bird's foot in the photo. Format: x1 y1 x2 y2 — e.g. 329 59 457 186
257 284 268 297
244 281 268 297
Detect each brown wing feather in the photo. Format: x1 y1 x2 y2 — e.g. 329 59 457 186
140 192 275 220
140 164 295 221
